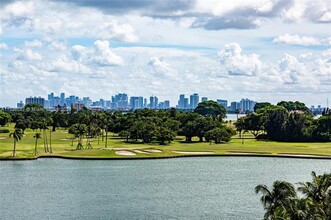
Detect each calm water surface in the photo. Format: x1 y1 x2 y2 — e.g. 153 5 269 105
1 157 330 220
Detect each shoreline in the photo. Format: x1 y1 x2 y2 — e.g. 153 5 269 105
1 153 331 161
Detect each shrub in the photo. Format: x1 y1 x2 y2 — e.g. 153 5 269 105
0 128 10 133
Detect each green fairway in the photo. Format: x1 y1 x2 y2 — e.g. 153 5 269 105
1 124 331 159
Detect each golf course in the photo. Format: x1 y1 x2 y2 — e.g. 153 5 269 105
1 124 331 160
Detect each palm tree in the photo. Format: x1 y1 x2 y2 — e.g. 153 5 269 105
69 123 87 150
297 172 331 218
9 128 23 157
33 133 41 156
255 181 296 219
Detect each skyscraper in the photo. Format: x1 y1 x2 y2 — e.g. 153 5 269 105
190 93 199 109
130 96 144 110
240 98 256 112
149 96 158 109
201 97 208 102
217 99 228 109
60 93 65 106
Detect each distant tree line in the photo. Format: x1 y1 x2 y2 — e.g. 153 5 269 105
236 101 331 142
0 101 235 155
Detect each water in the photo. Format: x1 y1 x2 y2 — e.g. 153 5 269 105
225 113 245 121
0 157 330 220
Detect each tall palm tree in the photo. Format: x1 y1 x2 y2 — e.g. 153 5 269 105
33 133 41 156
255 181 296 219
69 123 87 150
9 128 23 157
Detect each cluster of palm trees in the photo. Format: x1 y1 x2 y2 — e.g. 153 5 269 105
255 171 331 219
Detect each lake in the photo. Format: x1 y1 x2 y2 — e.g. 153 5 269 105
1 157 330 219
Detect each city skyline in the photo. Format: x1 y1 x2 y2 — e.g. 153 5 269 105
0 0 330 107
9 91 330 110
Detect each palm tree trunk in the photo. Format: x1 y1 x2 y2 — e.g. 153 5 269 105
105 128 108 148
43 130 47 153
49 129 52 153
34 138 38 155
12 139 16 157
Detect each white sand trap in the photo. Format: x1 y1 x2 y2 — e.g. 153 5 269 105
60 138 71 141
145 149 162 153
115 150 136 156
172 151 215 155
0 137 7 139
133 150 150 154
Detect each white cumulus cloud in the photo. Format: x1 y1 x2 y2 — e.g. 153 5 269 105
218 43 262 76
273 34 331 46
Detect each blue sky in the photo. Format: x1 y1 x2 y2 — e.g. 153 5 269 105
0 0 330 107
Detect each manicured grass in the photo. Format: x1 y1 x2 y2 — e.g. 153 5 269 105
1 124 331 159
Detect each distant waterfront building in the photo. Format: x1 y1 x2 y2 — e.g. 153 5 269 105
17 101 24 108
73 103 84 111
217 99 228 109
25 97 45 107
201 97 208 102
230 102 240 112
178 94 186 109
149 96 158 109
60 93 65 106
112 93 128 109
190 93 199 109
164 100 170 109
240 98 256 112
48 92 54 108
130 96 144 110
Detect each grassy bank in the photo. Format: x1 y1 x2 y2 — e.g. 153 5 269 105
1 124 331 159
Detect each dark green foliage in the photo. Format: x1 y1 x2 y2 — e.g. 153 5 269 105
256 172 331 219
277 101 311 114
194 100 226 120
254 102 272 112
204 127 234 144
0 128 10 133
238 104 330 142
0 110 11 126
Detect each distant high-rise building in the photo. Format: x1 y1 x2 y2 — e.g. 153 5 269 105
112 93 128 109
201 97 208 102
240 98 256 112
164 100 170 109
230 102 240 112
190 93 199 109
17 101 24 108
149 96 158 109
48 92 54 108
217 99 228 109
178 94 186 109
130 96 144 110
60 93 65 106
25 97 45 107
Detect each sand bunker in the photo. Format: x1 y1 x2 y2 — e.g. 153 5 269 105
0 137 7 140
133 150 150 154
172 151 215 155
144 149 162 153
115 150 136 156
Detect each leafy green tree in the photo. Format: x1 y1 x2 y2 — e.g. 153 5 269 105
33 133 42 156
204 127 233 144
242 113 265 137
264 106 289 141
155 127 175 145
0 110 11 126
254 102 272 112
277 101 311 114
9 128 23 157
194 100 226 120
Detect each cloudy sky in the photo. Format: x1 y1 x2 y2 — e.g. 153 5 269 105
0 0 330 107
